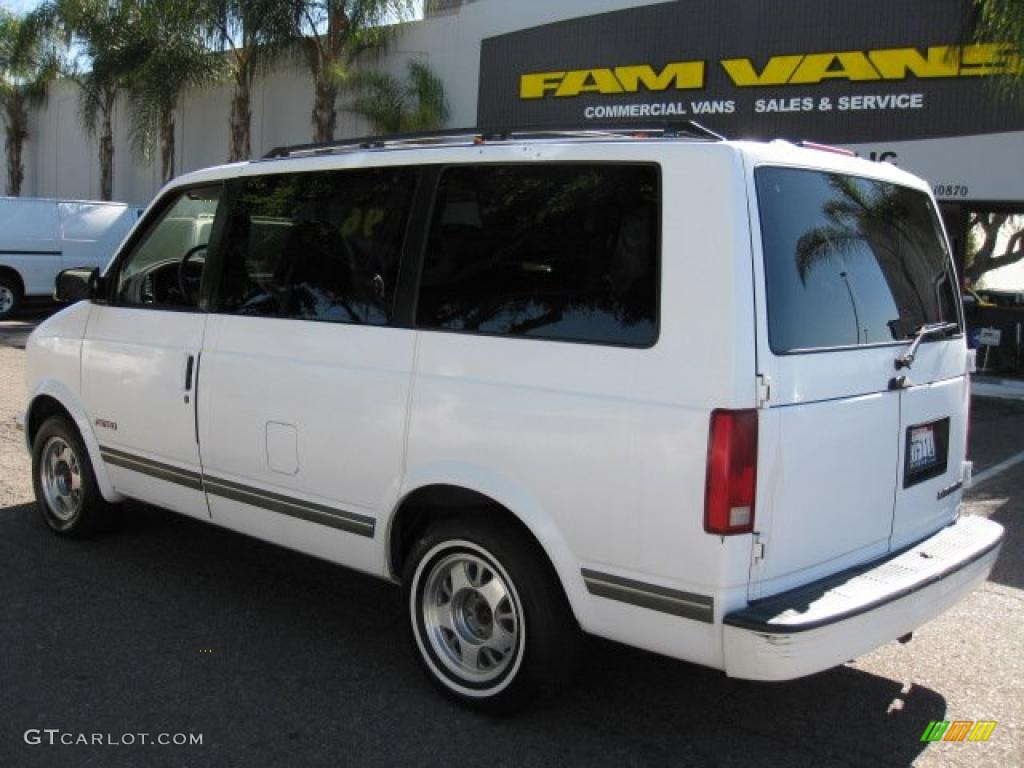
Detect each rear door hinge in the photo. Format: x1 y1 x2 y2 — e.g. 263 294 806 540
756 374 771 408
753 534 766 562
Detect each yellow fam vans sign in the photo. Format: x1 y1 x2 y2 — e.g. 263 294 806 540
520 44 1020 99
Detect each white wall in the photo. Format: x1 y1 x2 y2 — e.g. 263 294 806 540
6 0 665 205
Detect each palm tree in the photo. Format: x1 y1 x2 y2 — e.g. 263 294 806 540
39 0 149 200
345 59 449 134
0 9 57 196
289 0 415 143
971 0 1024 101
129 0 219 185
201 0 294 162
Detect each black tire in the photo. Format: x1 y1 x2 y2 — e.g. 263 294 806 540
0 274 20 320
403 515 580 715
31 415 117 539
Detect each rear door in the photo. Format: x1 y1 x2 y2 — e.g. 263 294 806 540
888 202 968 550
748 166 964 599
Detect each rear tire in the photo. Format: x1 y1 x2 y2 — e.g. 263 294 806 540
403 516 580 715
0 274 20 320
32 415 117 538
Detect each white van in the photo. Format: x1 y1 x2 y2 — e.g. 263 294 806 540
19 129 1003 713
0 197 141 319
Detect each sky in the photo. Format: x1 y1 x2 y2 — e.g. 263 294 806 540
2 0 43 13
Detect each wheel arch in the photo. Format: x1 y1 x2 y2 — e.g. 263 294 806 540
0 265 25 295
26 382 123 503
387 467 591 629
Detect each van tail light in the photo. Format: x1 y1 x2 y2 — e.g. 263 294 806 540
704 409 758 535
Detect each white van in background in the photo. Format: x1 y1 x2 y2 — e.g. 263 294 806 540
0 198 142 319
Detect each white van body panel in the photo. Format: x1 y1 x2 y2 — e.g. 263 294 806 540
197 315 416 578
0 198 60 295
59 202 138 274
23 301 123 502
82 305 209 520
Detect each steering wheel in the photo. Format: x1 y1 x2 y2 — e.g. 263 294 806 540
178 243 208 305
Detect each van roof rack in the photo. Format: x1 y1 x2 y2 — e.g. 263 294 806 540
260 121 724 160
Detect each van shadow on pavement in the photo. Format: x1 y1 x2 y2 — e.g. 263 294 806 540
0 499 945 768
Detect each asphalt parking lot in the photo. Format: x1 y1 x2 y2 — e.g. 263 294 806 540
0 311 1021 768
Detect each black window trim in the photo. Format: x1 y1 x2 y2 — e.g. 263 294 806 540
410 160 663 350
753 164 964 357
102 179 231 314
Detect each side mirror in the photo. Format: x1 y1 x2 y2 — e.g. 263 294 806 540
55 267 103 304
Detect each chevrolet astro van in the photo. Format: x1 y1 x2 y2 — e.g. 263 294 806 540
19 128 1004 713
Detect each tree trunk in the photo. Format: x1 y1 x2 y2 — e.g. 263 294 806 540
229 75 251 163
99 91 116 201
966 213 1024 283
312 75 337 143
160 108 175 185
4 100 27 197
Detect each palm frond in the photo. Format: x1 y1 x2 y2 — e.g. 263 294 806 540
344 57 449 134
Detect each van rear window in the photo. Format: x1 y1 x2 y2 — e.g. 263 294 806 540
756 167 959 354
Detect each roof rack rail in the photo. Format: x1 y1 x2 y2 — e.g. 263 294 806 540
261 128 486 159
260 121 725 160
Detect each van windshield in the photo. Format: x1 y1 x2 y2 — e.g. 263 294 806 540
756 167 960 354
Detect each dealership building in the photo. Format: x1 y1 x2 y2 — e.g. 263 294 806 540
7 0 1024 292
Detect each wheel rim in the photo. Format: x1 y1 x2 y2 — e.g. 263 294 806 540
40 436 83 522
421 551 521 686
0 285 13 314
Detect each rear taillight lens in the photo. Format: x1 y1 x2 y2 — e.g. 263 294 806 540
704 409 758 535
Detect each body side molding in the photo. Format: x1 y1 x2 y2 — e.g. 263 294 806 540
581 568 714 623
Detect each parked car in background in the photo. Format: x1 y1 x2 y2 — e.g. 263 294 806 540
0 197 142 320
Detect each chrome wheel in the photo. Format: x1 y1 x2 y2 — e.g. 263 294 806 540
0 284 14 315
421 550 521 685
40 436 83 522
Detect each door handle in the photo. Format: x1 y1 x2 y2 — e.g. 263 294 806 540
184 354 195 392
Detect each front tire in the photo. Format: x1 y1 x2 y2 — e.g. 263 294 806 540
0 274 20 320
403 517 579 714
32 415 116 538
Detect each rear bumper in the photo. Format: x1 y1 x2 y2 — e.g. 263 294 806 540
723 514 1003 681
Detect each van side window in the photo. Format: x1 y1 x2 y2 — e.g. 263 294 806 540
115 186 221 309
416 164 659 346
214 168 415 324
757 167 960 353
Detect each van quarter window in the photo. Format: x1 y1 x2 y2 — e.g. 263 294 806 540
215 168 416 323
756 167 960 354
416 163 660 347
